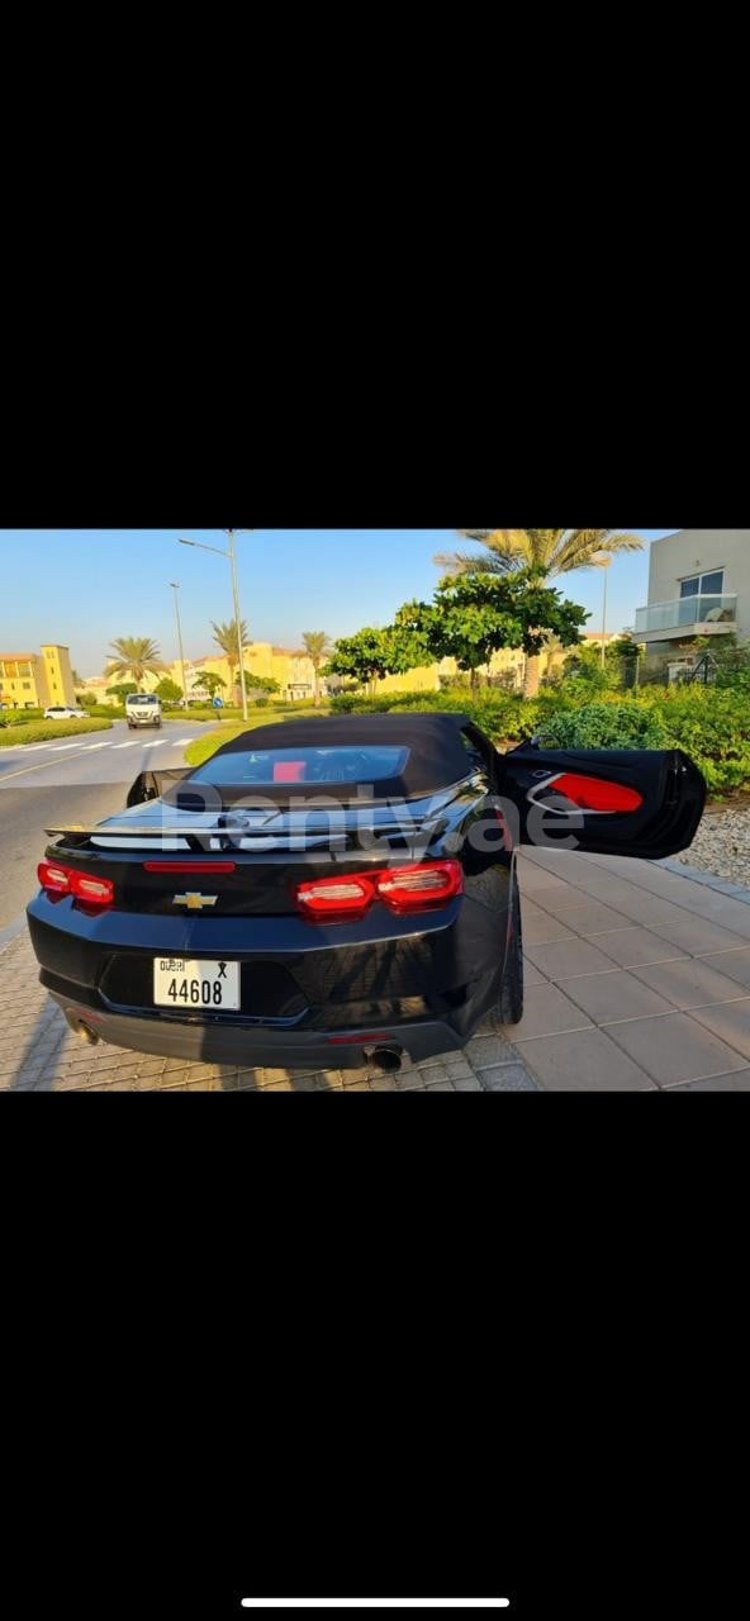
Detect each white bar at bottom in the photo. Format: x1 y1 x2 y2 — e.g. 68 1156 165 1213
240 1603 510 1611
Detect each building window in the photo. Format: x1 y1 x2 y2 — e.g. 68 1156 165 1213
22 682 31 690
680 570 724 599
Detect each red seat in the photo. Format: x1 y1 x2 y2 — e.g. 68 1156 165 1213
273 761 306 783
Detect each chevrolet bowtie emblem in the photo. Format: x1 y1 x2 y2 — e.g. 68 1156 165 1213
173 893 219 910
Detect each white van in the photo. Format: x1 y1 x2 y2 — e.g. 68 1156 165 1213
125 693 163 730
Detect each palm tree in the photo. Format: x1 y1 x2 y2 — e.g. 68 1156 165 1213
434 529 644 697
211 619 249 703
104 637 167 687
300 631 333 707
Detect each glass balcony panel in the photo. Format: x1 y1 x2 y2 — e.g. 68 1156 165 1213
634 595 737 635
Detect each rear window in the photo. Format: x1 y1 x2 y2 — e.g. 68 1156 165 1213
191 745 410 787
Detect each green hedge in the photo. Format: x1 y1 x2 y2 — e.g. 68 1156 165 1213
329 686 750 796
0 718 114 748
0 707 44 726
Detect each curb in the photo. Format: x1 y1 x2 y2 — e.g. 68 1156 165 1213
658 856 750 905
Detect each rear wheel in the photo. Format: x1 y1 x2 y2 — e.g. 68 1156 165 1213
499 871 524 1024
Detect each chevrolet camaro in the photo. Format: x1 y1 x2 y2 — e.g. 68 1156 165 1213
26 713 706 1071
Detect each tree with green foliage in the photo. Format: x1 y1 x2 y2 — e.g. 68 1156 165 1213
434 530 643 696
396 570 588 694
245 673 279 694
105 638 167 686
105 682 138 703
300 632 333 707
194 672 227 701
155 677 183 704
326 626 429 694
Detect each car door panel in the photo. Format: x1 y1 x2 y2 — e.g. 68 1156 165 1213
499 747 706 859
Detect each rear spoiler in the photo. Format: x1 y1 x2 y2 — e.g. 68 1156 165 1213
125 766 193 808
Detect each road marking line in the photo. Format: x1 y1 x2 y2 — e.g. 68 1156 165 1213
142 740 168 748
0 744 110 783
48 742 92 751
111 742 142 749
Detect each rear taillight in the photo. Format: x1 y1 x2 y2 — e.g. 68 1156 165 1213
295 861 463 922
38 861 115 908
295 874 377 921
38 862 72 895
376 861 464 911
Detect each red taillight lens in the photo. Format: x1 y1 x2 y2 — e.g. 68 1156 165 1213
38 862 71 895
376 861 464 911
296 874 377 920
294 861 463 922
547 773 644 814
72 874 115 904
38 862 114 907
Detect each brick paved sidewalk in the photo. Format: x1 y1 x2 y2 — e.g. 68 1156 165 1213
4 848 750 1092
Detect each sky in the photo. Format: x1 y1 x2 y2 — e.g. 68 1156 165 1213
0 529 676 677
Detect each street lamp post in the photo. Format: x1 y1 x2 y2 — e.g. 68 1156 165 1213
178 532 252 722
226 530 249 723
169 582 188 708
592 553 613 668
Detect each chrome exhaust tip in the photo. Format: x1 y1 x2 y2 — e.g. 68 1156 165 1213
76 1020 100 1046
364 1045 403 1073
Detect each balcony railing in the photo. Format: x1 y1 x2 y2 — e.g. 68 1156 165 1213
634 594 737 636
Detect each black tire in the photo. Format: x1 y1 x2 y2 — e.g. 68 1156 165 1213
499 870 524 1025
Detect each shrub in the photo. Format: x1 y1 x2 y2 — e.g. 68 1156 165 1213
651 687 750 795
534 702 668 750
0 707 44 727
329 694 393 714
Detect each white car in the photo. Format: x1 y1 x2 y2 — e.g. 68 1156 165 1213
125 693 163 729
44 705 86 720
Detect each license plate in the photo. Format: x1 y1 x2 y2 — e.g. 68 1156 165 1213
153 957 241 1011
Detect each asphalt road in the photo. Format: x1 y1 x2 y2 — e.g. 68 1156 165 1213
0 720 210 931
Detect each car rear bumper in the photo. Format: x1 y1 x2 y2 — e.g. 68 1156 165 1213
28 879 510 1068
50 992 466 1067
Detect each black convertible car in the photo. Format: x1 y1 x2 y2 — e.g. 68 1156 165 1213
26 713 706 1071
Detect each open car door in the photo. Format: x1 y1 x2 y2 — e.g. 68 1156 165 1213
499 746 706 860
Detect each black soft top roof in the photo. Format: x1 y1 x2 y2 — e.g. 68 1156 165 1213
188 711 478 801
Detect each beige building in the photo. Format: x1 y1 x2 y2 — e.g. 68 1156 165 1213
634 530 749 652
0 645 76 709
182 643 320 702
85 642 322 705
